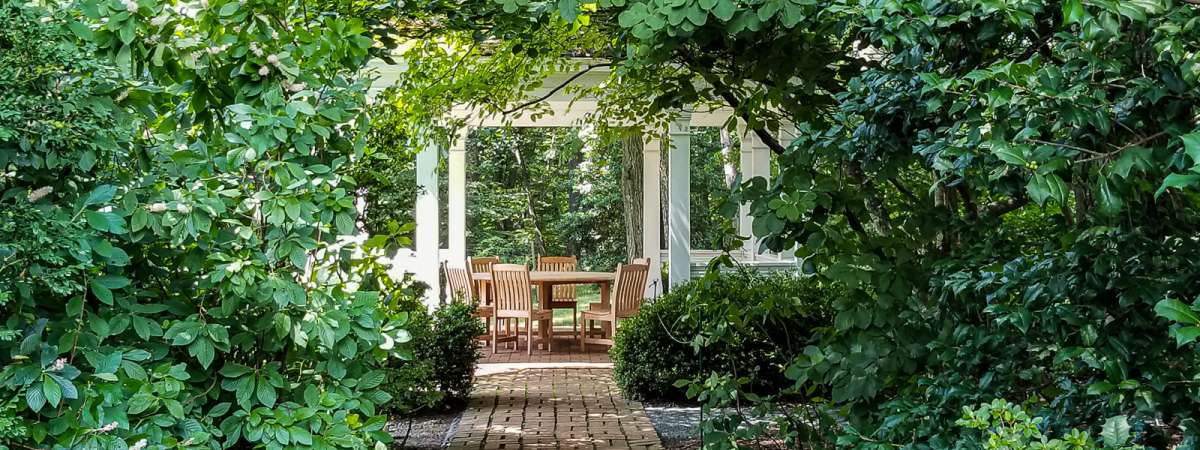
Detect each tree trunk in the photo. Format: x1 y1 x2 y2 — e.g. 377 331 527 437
620 130 644 261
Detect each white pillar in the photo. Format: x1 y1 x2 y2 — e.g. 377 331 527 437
642 133 663 297
667 112 692 287
737 123 772 259
415 137 441 309
448 128 468 266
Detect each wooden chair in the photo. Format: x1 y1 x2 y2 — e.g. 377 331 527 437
468 256 500 301
536 255 579 335
491 264 554 355
631 257 651 266
445 262 491 341
579 263 648 351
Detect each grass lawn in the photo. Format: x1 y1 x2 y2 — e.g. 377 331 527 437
549 284 601 327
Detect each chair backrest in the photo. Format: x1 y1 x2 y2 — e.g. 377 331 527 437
444 263 474 304
631 257 651 266
469 256 500 275
491 264 533 313
536 256 578 299
611 263 649 317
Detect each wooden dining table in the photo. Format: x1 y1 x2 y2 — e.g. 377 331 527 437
471 270 616 337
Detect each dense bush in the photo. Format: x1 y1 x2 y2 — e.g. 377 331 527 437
611 270 834 401
0 1 406 448
382 300 484 415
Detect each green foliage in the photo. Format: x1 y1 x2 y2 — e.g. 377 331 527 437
611 270 834 401
0 1 406 448
956 400 1140 450
381 300 484 415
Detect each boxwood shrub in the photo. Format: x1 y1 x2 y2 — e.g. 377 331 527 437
611 269 837 401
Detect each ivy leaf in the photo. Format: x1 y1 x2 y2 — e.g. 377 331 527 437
1155 298 1200 325
1101 416 1131 447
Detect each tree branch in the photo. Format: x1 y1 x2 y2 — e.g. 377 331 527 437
501 63 611 115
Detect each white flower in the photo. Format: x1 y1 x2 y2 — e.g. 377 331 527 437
266 54 279 65
270 30 278 39
150 15 168 26
148 202 168 213
27 186 52 203
258 66 269 76
124 0 139 13
206 46 221 55
287 82 306 92
176 204 191 214
96 422 119 433
128 439 148 450
50 358 66 371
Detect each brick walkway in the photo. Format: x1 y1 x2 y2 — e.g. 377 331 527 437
447 337 662 449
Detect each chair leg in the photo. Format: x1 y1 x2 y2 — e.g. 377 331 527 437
526 319 533 356
578 319 585 352
491 316 498 354
546 319 553 353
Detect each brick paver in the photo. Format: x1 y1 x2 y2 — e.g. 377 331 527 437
447 366 663 449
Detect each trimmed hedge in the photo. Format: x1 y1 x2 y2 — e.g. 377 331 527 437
611 270 836 401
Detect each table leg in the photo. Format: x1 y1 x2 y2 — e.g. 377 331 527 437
539 282 553 351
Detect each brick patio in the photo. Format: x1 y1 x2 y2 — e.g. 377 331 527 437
448 335 662 449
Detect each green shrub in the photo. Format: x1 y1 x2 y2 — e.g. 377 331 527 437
611 269 835 401
382 300 484 415
956 400 1141 450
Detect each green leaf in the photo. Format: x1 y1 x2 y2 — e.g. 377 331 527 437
43 378 62 407
84 211 126 233
359 370 386 390
1155 298 1200 325
1062 0 1085 24
256 377 277 407
90 281 114 305
1181 132 1200 165
26 383 46 412
1173 326 1200 347
335 212 355 235
128 392 156 414
85 185 116 206
218 1 239 16
1101 416 1131 447
189 338 216 369
1154 173 1200 198
1026 173 1068 206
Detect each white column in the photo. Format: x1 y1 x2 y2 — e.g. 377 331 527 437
448 128 468 266
667 112 692 287
737 124 772 259
642 133 663 297
415 137 441 309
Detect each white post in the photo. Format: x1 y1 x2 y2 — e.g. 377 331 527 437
415 137 441 310
738 123 772 259
642 132 663 297
667 111 692 287
448 128 468 266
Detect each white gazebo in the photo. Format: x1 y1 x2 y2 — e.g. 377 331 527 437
367 60 797 306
